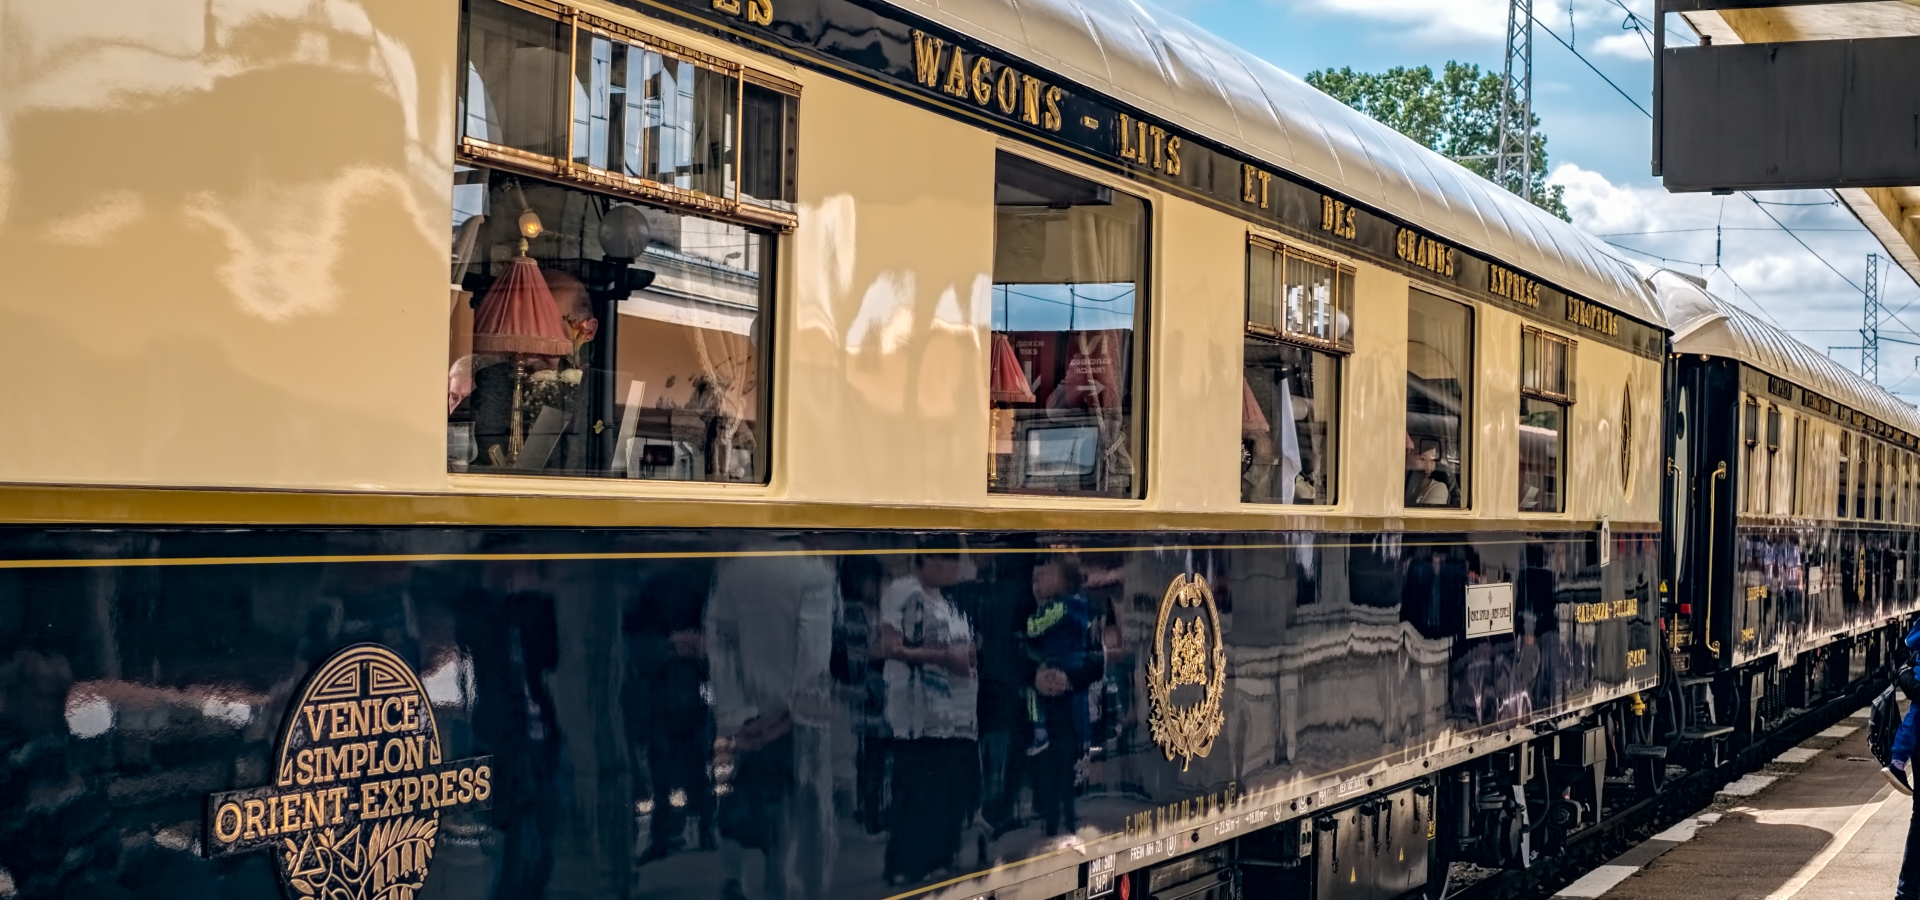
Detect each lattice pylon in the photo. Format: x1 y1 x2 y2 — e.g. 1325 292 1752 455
1495 0 1534 201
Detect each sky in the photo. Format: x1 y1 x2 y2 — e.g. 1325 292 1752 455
1164 0 1920 403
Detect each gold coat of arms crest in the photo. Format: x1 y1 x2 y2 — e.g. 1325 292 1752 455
1147 573 1227 770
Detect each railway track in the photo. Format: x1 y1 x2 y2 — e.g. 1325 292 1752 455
1449 679 1886 900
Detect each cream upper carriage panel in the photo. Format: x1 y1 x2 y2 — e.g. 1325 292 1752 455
904 0 1660 326
1656 270 1920 438
0 0 461 492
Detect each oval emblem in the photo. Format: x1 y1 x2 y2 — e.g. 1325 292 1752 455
1146 573 1227 770
205 644 492 900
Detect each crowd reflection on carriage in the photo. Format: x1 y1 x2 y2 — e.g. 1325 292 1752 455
0 531 1655 900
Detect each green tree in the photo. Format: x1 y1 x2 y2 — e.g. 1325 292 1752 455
1305 62 1569 221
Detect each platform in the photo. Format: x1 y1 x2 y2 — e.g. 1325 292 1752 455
1556 709 1909 900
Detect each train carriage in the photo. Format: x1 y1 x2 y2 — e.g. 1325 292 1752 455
1658 271 1920 741
0 0 1693 898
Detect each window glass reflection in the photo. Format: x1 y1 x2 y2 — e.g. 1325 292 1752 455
448 165 769 482
573 34 736 199
1406 290 1471 508
1519 328 1571 513
462 0 569 157
1519 397 1563 512
1243 339 1339 504
989 153 1146 498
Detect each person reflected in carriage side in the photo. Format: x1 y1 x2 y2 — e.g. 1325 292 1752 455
624 561 716 861
1020 554 1105 844
706 546 839 900
833 557 892 836
876 552 978 885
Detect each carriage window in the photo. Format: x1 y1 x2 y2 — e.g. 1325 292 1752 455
1857 437 1871 518
1406 291 1472 509
1518 327 1573 513
447 166 771 482
989 152 1147 498
1781 418 1797 514
1875 443 1886 520
1247 241 1354 348
462 0 799 218
1764 405 1780 514
1244 241 1349 505
462 0 570 158
1838 433 1851 518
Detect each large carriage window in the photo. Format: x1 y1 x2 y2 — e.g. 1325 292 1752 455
1518 327 1573 512
1243 240 1349 504
1406 291 1472 508
988 153 1147 498
447 166 770 482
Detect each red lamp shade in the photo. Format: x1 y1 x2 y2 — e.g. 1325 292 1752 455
472 256 572 357
990 332 1036 404
1241 376 1270 436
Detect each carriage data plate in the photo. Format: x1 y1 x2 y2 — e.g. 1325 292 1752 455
1465 583 1515 638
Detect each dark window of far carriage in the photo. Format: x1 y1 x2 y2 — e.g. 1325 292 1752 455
988 152 1147 499
1857 436 1871 519
1742 396 1760 513
448 0 795 482
1406 290 1472 509
1243 239 1350 505
1519 327 1573 513
1874 442 1886 520
1838 432 1851 518
1764 405 1780 515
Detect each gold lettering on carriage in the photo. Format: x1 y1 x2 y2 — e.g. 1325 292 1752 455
1124 782 1243 837
1148 574 1228 771
1320 196 1358 240
1565 296 1620 336
709 0 772 25
911 31 1063 131
1488 263 1541 308
205 645 491 900
1574 598 1639 623
1396 228 1455 277
1118 114 1182 174
1242 164 1273 208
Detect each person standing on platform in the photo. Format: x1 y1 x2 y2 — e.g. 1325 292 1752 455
1889 618 1920 900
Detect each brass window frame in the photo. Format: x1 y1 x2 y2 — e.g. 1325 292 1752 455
1518 325 1576 405
459 0 800 232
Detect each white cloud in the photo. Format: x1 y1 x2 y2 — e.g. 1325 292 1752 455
1290 0 1509 44
1552 162 1920 398
1268 0 1660 60
1591 31 1654 60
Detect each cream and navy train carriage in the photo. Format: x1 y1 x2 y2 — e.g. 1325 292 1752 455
0 0 1696 895
1655 272 1920 741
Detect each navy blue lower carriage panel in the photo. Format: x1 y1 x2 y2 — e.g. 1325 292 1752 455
0 527 1657 900
1730 523 1920 667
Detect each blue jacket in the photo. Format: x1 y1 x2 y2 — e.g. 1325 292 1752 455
1894 619 1920 767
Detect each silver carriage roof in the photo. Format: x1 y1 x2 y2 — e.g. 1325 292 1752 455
879 0 1664 329
1654 269 1920 432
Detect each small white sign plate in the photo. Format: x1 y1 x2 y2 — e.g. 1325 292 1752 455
1086 854 1117 898
1465 582 1515 638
